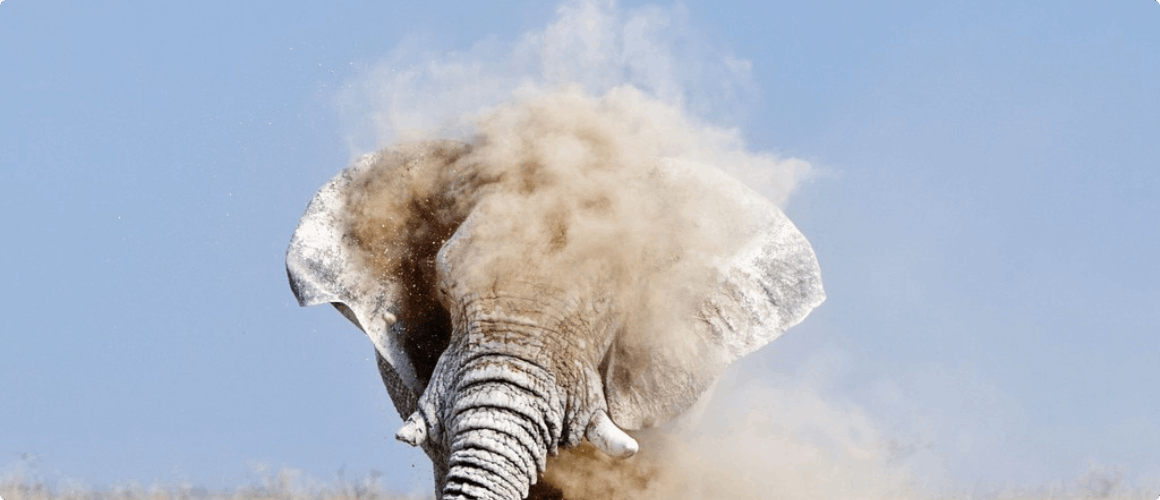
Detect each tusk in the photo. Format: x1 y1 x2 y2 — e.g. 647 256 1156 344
395 412 427 447
585 410 638 459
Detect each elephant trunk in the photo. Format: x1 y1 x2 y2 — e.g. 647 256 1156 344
440 355 564 500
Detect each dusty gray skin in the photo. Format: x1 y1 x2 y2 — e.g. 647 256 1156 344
286 141 824 500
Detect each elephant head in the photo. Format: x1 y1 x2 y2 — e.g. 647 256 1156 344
286 111 824 499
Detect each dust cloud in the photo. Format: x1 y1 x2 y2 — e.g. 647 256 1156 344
337 0 811 207
338 86 791 391
543 374 926 500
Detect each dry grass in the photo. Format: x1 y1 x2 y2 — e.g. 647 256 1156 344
2 465 1155 500
0 466 420 500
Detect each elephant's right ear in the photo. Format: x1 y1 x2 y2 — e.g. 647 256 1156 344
601 158 826 430
286 141 481 419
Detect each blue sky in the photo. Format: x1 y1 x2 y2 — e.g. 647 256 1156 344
1 0 1157 495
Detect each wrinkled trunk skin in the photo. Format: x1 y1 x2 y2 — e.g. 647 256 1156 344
432 353 567 500
444 407 544 499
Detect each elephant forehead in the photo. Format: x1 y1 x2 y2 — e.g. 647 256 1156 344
435 197 703 309
436 209 583 287
444 289 621 369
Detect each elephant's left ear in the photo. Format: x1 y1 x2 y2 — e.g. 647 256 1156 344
603 159 826 430
286 141 478 420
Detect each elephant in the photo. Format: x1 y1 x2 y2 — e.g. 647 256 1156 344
285 129 824 499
